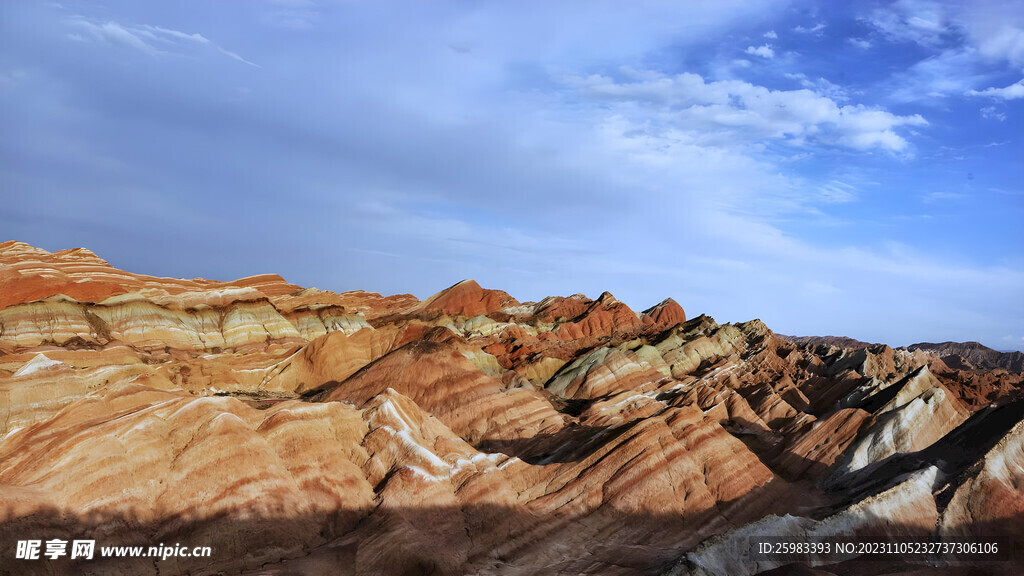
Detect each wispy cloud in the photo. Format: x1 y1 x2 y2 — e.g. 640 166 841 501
887 48 987 102
67 17 160 56
64 16 257 67
763 30 777 39
870 1 1024 106
922 191 967 203
1001 334 1024 351
0 69 27 88
137 24 210 45
263 0 320 30
793 22 827 35
980 105 1007 121
818 181 858 203
863 0 952 47
785 72 850 101
217 47 261 68
991 187 1024 197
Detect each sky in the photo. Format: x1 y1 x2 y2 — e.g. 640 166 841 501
1 0 1022 351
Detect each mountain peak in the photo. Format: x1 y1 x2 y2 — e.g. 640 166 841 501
418 279 519 317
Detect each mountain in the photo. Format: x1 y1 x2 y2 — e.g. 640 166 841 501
907 340 1024 372
1 242 1022 576
780 335 880 349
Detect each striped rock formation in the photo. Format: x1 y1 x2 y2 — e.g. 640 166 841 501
1 242 1022 576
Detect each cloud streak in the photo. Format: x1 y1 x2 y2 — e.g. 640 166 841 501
64 15 257 67
67 18 161 56
217 47 261 68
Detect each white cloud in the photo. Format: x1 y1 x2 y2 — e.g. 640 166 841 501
864 0 952 47
953 0 1024 66
838 129 909 152
565 70 927 153
745 44 775 58
764 30 778 39
867 1 1024 104
975 25 1024 65
848 38 872 49
967 79 1024 99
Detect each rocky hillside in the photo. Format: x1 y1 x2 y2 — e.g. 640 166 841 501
1 241 1022 576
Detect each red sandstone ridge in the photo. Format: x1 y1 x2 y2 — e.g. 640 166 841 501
414 278 519 317
0 240 302 310
642 297 686 331
553 290 647 341
1 242 1021 576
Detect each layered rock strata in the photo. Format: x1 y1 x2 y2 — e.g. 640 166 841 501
1 242 1021 576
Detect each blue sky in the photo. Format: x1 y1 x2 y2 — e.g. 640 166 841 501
1 0 1022 350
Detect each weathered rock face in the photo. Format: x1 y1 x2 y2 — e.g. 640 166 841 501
1 242 1021 576
826 366 969 480
940 419 1024 546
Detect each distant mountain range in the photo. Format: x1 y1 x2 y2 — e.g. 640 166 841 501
906 341 1024 373
782 335 1024 373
